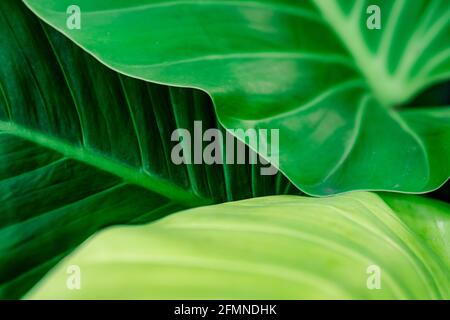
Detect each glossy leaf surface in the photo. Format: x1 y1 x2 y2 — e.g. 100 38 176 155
23 0 450 195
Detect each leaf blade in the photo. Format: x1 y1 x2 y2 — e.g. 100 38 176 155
0 1 295 298
22 0 450 195
27 192 450 300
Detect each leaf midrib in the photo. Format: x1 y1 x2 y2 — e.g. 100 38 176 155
313 0 402 107
314 0 450 108
0 120 212 207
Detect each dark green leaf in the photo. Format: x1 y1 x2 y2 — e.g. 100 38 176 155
0 1 295 298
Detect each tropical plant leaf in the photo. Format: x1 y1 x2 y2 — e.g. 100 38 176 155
0 1 296 299
27 192 450 300
0 137 183 298
379 192 450 264
23 0 450 195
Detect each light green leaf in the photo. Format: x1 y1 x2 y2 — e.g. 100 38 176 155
0 1 295 299
23 0 450 195
27 192 450 300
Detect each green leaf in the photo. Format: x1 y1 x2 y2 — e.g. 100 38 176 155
0 1 295 298
27 192 450 300
379 193 450 265
23 0 450 195
0 137 183 298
